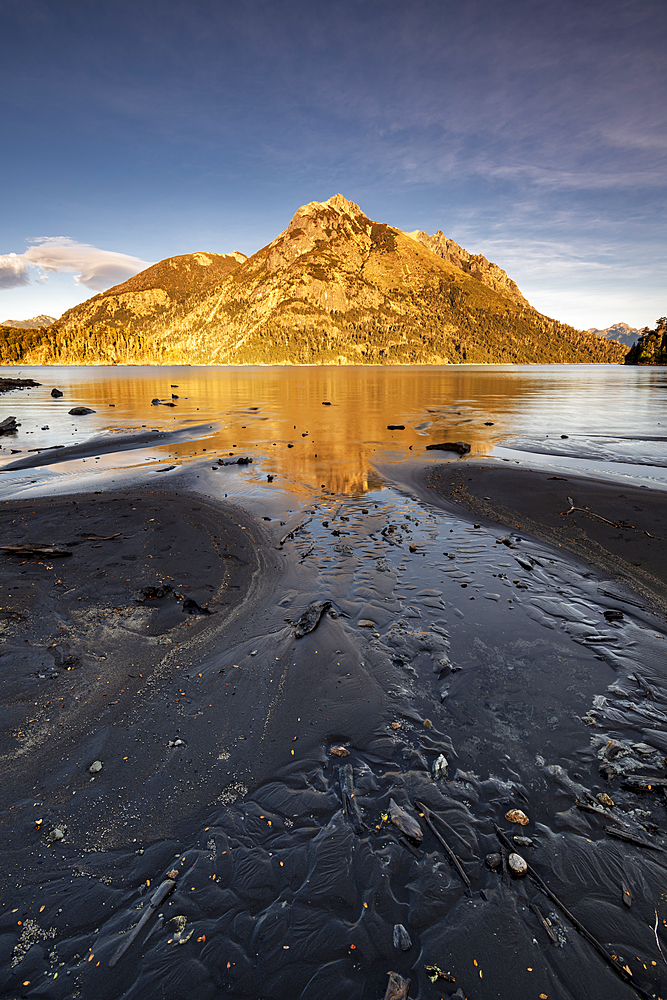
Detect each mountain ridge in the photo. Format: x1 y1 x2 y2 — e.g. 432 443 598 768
1 196 625 366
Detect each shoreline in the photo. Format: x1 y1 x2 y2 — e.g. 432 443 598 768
418 459 667 614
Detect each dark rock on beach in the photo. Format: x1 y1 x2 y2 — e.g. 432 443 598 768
68 406 96 415
426 440 471 454
50 387 63 397
0 416 19 435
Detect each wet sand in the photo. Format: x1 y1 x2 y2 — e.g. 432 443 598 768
420 460 667 613
2 480 667 999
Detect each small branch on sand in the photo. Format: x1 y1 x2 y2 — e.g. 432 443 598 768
560 500 631 529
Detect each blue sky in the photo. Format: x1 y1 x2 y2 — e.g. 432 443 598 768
1 0 665 330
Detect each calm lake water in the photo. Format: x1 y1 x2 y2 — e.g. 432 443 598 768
1 363 667 496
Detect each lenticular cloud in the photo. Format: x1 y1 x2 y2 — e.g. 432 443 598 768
1 238 153 292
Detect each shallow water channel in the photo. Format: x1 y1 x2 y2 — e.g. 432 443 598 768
1 364 667 1000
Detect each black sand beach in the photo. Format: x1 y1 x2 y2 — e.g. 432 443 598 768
421 461 667 613
2 470 667 1000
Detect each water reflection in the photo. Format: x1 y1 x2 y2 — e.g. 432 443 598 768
1 364 666 495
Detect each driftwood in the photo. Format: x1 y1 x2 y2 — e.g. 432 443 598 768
530 901 559 946
415 800 470 888
294 600 331 638
494 823 654 999
0 543 72 557
109 876 177 967
604 826 666 853
560 498 629 528
276 517 312 548
384 970 410 1000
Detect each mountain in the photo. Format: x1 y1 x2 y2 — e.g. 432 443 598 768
624 318 667 365
588 322 640 348
406 230 527 305
1 196 625 366
1 314 55 328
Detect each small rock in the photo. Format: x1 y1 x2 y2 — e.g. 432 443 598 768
0 416 18 435
513 835 534 846
68 406 95 415
389 797 423 842
432 753 448 779
49 828 64 842
330 745 349 757
505 808 529 825
89 760 103 774
358 619 375 628
387 424 405 430
423 718 432 729
166 869 179 880
50 388 63 398
485 852 502 870
597 792 614 807
508 852 527 875
425 441 471 455
393 923 412 950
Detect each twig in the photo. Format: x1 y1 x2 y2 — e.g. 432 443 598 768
416 800 470 888
560 503 629 528
84 533 122 541
493 822 654 999
276 517 312 549
530 901 559 946
654 909 667 967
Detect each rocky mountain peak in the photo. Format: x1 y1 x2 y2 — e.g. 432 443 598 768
266 194 372 271
406 230 527 305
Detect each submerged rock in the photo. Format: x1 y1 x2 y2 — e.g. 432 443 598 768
68 406 95 415
51 388 63 397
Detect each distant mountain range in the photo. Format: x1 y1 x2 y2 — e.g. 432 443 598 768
588 322 640 347
1 196 625 365
1 314 55 328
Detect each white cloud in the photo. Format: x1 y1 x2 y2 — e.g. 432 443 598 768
0 238 153 293
22 238 154 291
0 253 30 289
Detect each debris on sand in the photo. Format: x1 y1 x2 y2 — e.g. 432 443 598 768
384 970 410 1000
109 874 178 967
294 599 331 638
0 543 72 557
338 763 364 833
330 745 349 757
389 798 422 842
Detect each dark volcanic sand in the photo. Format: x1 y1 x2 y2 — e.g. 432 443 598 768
422 461 667 613
1 482 667 1000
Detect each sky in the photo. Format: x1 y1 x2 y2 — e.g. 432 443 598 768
0 0 665 330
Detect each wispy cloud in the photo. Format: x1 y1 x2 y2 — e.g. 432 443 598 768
0 238 152 292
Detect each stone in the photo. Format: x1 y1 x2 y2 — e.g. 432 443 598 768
51 388 63 398
432 753 448 779
393 923 412 950
68 406 95 415
485 853 502 870
425 441 471 455
508 852 527 875
505 808 529 825
89 760 103 774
